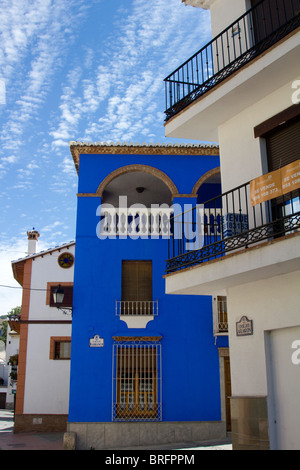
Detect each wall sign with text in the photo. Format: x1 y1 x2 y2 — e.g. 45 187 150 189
89 335 104 348
236 316 253 337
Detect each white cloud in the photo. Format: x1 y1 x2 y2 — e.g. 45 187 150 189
41 221 60 233
0 0 95 153
0 235 45 316
0 0 212 312
50 0 211 145
1 155 18 164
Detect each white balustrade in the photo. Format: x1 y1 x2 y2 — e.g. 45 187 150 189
99 207 173 237
116 300 158 317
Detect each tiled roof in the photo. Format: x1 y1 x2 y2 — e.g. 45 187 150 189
11 240 75 265
69 141 219 174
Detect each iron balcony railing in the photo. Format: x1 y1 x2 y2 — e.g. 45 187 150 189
166 183 300 274
164 0 300 120
116 300 159 316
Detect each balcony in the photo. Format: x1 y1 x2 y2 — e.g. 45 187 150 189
164 0 300 121
116 300 159 317
98 206 173 239
116 300 158 329
166 182 300 274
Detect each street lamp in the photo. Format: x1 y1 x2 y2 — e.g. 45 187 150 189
53 284 72 315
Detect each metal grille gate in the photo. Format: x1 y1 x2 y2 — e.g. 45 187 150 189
112 342 162 422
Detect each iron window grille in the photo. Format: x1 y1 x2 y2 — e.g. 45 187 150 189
112 341 162 422
213 296 228 336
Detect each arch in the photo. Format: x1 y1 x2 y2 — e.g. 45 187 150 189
191 167 221 195
96 164 179 197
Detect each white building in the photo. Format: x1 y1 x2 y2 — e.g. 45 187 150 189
3 324 20 409
164 0 300 450
11 229 75 432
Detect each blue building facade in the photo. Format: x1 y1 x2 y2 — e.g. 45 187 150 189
68 142 229 449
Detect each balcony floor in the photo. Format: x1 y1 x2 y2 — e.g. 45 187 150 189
164 231 300 296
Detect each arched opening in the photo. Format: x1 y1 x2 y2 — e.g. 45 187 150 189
97 165 177 238
192 167 221 203
102 171 173 207
98 164 178 207
193 167 222 246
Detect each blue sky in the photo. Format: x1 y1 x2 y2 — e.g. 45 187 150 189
0 0 212 315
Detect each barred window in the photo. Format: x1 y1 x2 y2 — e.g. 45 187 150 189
213 296 228 336
112 342 162 421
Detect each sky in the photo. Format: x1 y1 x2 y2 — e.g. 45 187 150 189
0 0 212 316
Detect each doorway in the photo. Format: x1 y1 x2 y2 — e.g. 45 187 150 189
219 349 232 433
266 326 300 450
224 357 232 432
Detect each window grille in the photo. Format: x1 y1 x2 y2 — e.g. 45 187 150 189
213 296 228 335
112 342 162 421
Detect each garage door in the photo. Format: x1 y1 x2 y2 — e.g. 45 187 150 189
266 326 300 450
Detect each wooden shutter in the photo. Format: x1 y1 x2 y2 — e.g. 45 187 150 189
251 0 299 42
121 261 152 301
266 118 300 172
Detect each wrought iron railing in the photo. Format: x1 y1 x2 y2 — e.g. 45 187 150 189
164 0 300 120
166 183 300 273
112 342 162 422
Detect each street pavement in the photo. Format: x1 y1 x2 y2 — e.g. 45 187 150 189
0 410 64 450
0 409 232 451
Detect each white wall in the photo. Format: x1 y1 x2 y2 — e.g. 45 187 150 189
265 325 300 450
228 270 300 398
209 0 249 37
24 324 71 414
23 246 74 414
28 246 75 321
218 79 299 192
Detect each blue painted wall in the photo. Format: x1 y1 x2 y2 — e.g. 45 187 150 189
68 151 228 423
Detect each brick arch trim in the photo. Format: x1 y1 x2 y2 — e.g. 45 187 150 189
191 167 221 195
96 164 179 197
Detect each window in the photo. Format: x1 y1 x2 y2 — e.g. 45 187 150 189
265 117 300 225
50 337 71 360
112 342 162 421
265 118 300 173
121 261 153 315
254 111 300 231
213 296 228 335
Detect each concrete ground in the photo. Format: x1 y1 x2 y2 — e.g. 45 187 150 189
0 410 232 451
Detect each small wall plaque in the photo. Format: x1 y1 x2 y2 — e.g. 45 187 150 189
89 334 104 347
236 316 253 337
